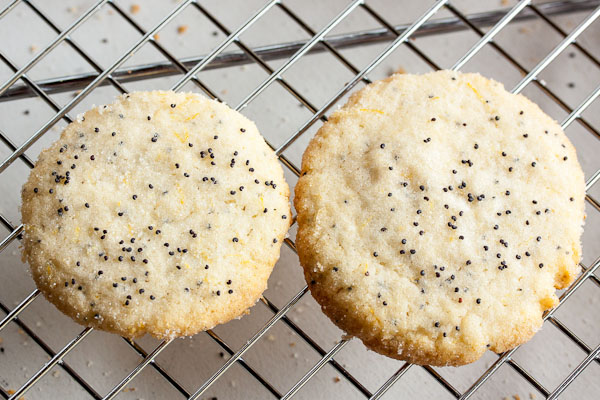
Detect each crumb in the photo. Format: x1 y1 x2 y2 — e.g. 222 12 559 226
518 27 530 34
87 360 93 367
177 25 188 35
18 329 25 336
289 342 296 347
230 380 236 388
67 6 79 14
123 387 136 392
130 4 140 14
333 376 341 383
52 370 60 378
513 395 521 400
529 393 535 399
7 390 15 395
395 67 406 74
292 352 299 358
220 89 228 95
267 334 276 342
501 0 510 6
29 45 37 53
153 34 160 41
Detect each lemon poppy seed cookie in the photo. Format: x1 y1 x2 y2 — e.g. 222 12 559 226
22 91 291 339
294 71 585 366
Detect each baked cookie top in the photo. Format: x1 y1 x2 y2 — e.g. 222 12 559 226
294 71 585 366
22 91 291 339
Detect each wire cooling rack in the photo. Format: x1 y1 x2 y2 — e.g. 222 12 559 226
0 0 599 399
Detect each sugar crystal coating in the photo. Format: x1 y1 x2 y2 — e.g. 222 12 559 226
22 91 291 339
294 71 585 366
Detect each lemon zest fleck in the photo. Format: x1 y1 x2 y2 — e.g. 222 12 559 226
175 183 185 205
369 307 382 325
184 113 199 121
358 216 373 232
359 108 385 114
200 251 213 264
466 82 484 102
572 244 579 259
173 129 189 143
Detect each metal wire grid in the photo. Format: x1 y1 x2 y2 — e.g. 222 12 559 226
0 0 598 398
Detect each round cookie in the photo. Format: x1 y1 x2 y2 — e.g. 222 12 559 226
22 91 291 339
294 70 585 366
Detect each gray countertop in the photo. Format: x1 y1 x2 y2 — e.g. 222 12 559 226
0 0 598 399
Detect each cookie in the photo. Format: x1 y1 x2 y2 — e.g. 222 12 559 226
294 71 585 366
21 91 291 339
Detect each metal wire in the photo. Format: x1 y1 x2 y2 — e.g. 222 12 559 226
0 0 599 399
1 0 598 102
7 327 94 400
